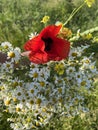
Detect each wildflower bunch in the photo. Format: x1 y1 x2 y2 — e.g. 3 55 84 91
0 1 97 129
0 39 98 130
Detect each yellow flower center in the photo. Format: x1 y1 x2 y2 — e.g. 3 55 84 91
42 108 47 112
58 88 62 93
19 82 23 87
16 107 21 112
26 118 32 122
5 109 9 113
30 89 34 93
29 100 34 105
81 81 86 86
13 98 18 102
36 98 42 105
5 100 10 106
13 82 18 87
0 86 4 90
35 121 40 126
85 59 90 64
4 45 8 49
17 92 21 96
40 81 45 87
31 64 35 68
69 69 73 73
6 64 11 68
58 97 63 103
8 52 15 58
72 52 78 57
77 75 81 78
90 65 95 70
22 99 25 102
33 72 38 78
52 97 56 103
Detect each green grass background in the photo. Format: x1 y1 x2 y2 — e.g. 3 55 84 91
0 0 98 48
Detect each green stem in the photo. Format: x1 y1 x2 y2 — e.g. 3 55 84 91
69 26 98 42
63 2 85 26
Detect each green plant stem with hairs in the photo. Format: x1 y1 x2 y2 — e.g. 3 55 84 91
63 2 86 26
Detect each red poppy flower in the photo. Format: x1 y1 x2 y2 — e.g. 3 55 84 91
23 25 70 64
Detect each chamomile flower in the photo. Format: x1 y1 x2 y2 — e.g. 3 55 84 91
16 103 23 113
75 72 83 84
13 87 24 101
35 94 46 107
7 47 21 63
80 57 92 70
69 49 79 59
1 42 13 50
28 68 39 81
26 82 38 98
1 61 14 73
4 97 11 106
30 62 39 69
39 67 50 80
66 66 76 75
89 62 97 73
54 76 64 86
11 78 23 88
29 32 38 40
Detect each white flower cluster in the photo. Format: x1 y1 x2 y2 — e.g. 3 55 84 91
0 42 98 130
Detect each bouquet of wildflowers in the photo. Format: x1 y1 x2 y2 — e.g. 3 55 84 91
0 0 98 130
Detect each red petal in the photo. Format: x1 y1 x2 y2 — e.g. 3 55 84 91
29 51 48 64
51 37 70 58
40 25 62 38
24 36 44 52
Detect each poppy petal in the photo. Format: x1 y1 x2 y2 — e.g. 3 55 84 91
24 36 43 52
29 51 48 64
52 37 70 58
40 25 62 38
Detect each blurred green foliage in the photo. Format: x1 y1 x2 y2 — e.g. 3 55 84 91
0 0 98 48
0 111 12 130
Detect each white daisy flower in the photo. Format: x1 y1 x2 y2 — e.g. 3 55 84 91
1 42 13 50
13 87 24 101
4 97 11 106
15 103 26 114
25 82 38 98
7 47 21 63
1 61 14 73
39 67 50 80
29 32 38 40
28 68 40 81
75 71 83 84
